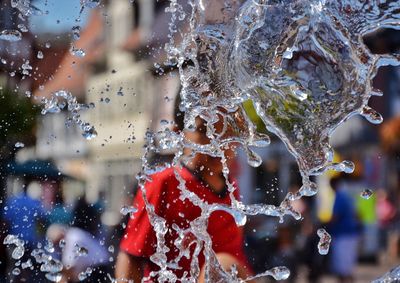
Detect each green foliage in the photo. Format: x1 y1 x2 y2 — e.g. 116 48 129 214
0 87 38 151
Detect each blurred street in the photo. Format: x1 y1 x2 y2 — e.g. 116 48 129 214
296 260 400 283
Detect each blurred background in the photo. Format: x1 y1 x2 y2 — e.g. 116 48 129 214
0 0 400 282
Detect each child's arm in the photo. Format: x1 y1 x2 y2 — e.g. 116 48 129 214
115 251 143 283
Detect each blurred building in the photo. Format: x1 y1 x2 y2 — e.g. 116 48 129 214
22 0 182 225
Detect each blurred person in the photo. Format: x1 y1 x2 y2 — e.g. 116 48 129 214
71 197 104 238
328 176 362 283
376 189 396 262
2 180 48 282
47 224 109 283
115 96 253 282
48 190 73 225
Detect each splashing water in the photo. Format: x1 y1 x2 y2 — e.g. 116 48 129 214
130 0 400 281
40 90 98 140
373 265 400 283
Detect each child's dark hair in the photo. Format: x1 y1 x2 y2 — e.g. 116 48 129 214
173 86 185 131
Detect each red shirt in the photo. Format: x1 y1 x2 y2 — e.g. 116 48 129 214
120 166 248 280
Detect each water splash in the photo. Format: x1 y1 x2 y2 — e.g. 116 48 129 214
133 0 400 281
3 235 25 260
40 90 97 140
373 265 400 283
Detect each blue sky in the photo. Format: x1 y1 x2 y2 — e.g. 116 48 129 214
30 0 90 34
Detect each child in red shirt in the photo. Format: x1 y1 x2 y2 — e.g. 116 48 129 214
115 98 252 282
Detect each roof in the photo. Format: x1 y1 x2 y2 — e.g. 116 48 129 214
33 9 105 100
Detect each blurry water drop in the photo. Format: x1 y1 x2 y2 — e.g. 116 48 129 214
117 87 124 96
160 119 169 126
72 26 81 40
14 142 25 148
82 126 97 140
81 0 100 8
45 42 51 48
12 246 25 260
246 148 262 167
12 268 21 276
37 51 44 59
18 24 28 32
74 245 88 257
40 259 63 273
317 228 331 255
341 160 355 174
21 259 32 269
120 205 137 218
269 266 290 280
0 30 22 41
104 97 110 103
361 106 383 125
78 267 93 281
59 239 65 249
108 245 114 253
70 46 86 58
361 189 373 200
45 273 62 282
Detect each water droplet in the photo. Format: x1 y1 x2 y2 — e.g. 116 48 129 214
108 245 114 253
361 189 373 200
40 258 63 273
81 0 100 8
21 259 32 269
70 46 86 57
78 267 93 281
120 205 137 218
82 126 97 140
72 26 81 40
117 87 124 96
269 266 290 280
246 148 262 167
37 51 44 59
12 268 21 276
74 244 88 257
361 106 383 125
317 228 331 255
18 24 28 32
0 30 22 41
15 142 25 148
45 272 62 282
12 246 25 260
